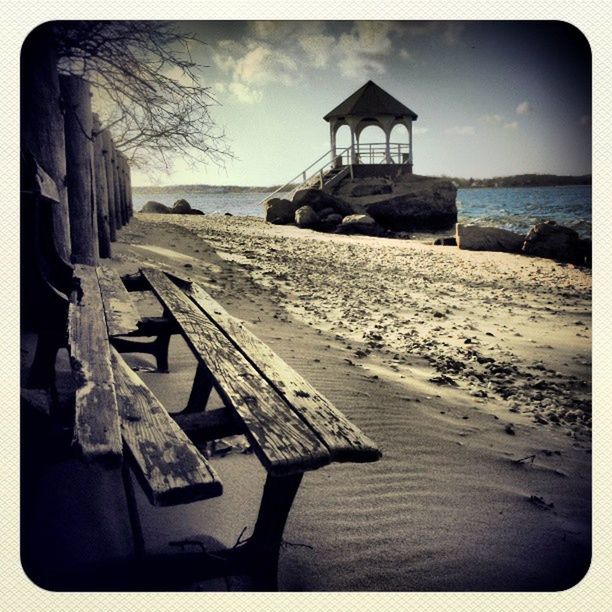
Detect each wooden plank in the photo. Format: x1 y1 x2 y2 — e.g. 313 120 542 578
68 264 122 465
141 267 331 476
111 349 223 506
183 280 381 463
96 266 141 337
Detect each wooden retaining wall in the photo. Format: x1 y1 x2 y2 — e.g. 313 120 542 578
21 26 133 264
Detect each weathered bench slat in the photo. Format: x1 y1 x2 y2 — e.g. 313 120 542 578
141 267 331 476
69 264 122 465
97 265 141 337
111 348 223 506
184 281 381 463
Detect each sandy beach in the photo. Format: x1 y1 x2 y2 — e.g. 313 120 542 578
22 211 591 591
55 211 590 591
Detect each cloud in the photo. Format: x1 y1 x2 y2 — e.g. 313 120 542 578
516 101 532 115
503 121 519 130
413 126 429 135
480 114 505 125
213 39 299 103
445 125 475 136
228 82 262 104
212 21 462 102
579 114 591 126
335 21 395 77
298 34 336 69
442 23 465 45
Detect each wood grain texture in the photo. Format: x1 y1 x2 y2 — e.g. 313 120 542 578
141 267 331 476
111 349 223 506
184 281 381 463
68 264 122 465
97 266 141 337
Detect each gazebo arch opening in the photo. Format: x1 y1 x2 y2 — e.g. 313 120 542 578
390 122 411 164
355 124 387 164
334 123 352 156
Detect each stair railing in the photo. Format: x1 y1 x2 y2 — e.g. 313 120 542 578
259 145 352 206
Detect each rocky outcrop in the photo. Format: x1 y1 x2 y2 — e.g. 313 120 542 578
335 175 457 231
349 180 393 197
141 199 204 215
172 199 192 214
456 224 525 253
265 198 299 224
522 221 587 264
336 213 384 236
292 187 353 215
295 205 319 228
141 201 170 213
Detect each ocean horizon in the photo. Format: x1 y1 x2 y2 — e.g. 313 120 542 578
132 183 592 239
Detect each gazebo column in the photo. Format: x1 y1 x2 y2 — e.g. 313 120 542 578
378 116 395 163
346 117 360 164
330 120 337 164
407 119 413 165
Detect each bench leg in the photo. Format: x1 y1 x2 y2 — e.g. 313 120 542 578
184 362 215 413
25 330 63 389
242 473 303 590
122 460 146 560
110 334 171 373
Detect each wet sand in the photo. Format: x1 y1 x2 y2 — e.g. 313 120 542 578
98 212 591 591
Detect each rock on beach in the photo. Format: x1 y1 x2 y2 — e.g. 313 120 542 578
522 220 587 264
456 224 525 253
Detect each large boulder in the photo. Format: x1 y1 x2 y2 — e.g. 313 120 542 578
295 205 320 228
172 199 192 214
456 224 525 253
336 213 384 236
264 198 299 224
140 201 170 214
336 175 457 231
349 179 393 197
522 221 586 264
292 187 352 215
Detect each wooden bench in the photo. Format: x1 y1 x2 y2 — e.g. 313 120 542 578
67 263 381 589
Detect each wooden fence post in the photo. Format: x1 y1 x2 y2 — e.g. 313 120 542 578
20 24 71 261
116 152 126 226
101 130 117 242
126 161 133 219
112 146 123 230
92 115 111 258
60 75 98 265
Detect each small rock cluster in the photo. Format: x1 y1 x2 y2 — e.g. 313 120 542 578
140 199 204 215
449 221 591 266
265 187 387 236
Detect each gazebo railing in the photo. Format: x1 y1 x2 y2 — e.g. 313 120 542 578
339 142 411 165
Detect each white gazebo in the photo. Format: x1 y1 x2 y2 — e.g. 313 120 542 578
324 80 418 171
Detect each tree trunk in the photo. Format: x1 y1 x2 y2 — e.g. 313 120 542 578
101 131 117 241
92 115 111 258
20 24 71 261
60 75 98 265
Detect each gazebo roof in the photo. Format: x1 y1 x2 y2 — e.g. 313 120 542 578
323 80 418 122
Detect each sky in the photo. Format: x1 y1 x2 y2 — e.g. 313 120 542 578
131 20 592 187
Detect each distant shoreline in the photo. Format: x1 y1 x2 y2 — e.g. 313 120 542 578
132 173 592 194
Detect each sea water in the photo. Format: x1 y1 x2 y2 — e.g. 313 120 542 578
132 184 592 238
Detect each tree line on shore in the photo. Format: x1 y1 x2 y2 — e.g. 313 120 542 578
133 173 592 195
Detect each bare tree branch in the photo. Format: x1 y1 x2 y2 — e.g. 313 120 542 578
52 21 232 173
